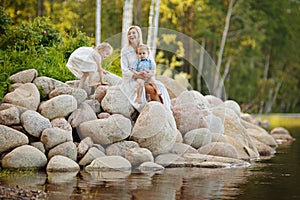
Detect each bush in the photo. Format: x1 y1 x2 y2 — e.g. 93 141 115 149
0 6 12 35
0 17 61 51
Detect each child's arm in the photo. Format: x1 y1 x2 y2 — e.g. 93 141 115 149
96 61 109 85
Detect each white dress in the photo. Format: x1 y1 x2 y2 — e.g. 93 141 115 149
66 47 101 79
120 45 171 111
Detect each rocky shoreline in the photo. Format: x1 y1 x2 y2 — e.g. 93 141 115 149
0 69 295 199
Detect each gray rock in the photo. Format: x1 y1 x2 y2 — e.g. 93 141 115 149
68 102 97 128
106 141 140 157
0 106 20 125
125 147 154 167
38 94 77 120
9 69 38 84
3 83 40 111
156 76 187 99
169 143 198 155
79 147 105 166
78 114 132 145
198 142 239 159
77 137 94 158
21 110 52 138
85 156 131 171
0 125 28 154
2 145 47 169
204 95 224 107
48 141 77 161
40 127 73 150
93 85 109 103
131 102 177 155
101 85 135 118
224 100 241 117
155 153 250 168
83 99 101 114
183 128 212 149
137 161 164 172
46 155 80 172
172 103 210 135
33 76 69 96
49 87 87 105
51 118 72 133
30 142 45 154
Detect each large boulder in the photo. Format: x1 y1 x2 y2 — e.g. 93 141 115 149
38 95 77 120
49 87 87 105
40 127 73 150
3 83 40 111
46 155 80 172
124 147 154 167
183 128 212 149
68 102 97 128
2 145 47 169
78 114 132 145
9 69 38 84
131 102 177 155
21 110 52 138
33 76 69 96
101 85 135 118
156 76 187 99
198 142 239 159
48 141 77 161
79 147 105 166
0 106 20 126
106 141 139 157
0 125 28 154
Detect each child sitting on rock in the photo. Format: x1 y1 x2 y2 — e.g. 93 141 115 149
130 44 161 104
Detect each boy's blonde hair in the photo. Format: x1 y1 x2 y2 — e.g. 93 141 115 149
95 42 113 54
137 44 150 54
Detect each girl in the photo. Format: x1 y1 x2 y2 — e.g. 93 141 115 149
66 42 113 88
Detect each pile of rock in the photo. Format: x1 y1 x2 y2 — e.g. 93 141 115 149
0 69 294 175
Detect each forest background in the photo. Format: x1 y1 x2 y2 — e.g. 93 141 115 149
0 0 299 114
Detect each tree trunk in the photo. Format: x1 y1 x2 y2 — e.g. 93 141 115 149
147 0 155 47
121 0 134 48
37 0 44 16
259 53 270 114
134 0 142 26
151 0 160 57
95 0 101 46
213 0 235 98
197 37 206 91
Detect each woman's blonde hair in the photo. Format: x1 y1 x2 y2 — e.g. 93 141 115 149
95 42 113 54
126 25 143 46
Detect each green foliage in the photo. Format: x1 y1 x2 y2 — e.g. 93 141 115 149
0 17 61 50
0 6 12 34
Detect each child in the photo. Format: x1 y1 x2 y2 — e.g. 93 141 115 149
131 44 161 104
66 42 113 89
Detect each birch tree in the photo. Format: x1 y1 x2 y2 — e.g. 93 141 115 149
213 0 235 98
147 0 160 57
121 0 134 47
95 0 101 46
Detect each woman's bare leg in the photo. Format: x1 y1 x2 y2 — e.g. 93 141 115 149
145 83 163 103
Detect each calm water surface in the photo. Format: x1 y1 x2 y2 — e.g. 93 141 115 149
0 127 299 200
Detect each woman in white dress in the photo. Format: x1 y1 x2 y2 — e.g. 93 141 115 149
120 25 171 112
66 42 113 88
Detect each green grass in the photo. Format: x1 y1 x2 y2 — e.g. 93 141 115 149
257 114 300 129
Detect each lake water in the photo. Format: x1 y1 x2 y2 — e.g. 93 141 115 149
0 126 299 200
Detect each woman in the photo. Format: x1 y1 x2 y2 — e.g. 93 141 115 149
120 25 171 112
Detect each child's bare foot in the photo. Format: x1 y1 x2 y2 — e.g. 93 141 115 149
137 97 142 104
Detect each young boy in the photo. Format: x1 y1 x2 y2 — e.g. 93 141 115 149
66 42 113 89
131 44 161 104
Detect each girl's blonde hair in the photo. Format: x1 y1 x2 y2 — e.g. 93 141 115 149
95 42 113 54
126 25 143 46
